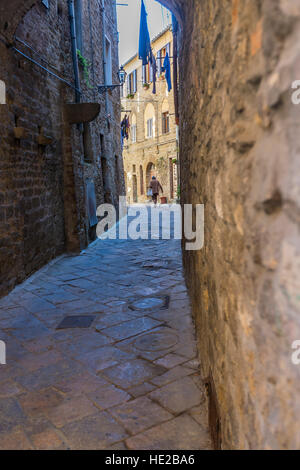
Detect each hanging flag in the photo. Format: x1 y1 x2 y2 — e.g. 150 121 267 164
163 52 172 92
138 0 152 66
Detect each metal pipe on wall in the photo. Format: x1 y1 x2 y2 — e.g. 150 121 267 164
10 46 79 92
68 0 81 103
101 0 109 117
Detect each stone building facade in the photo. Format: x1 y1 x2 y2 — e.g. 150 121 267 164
121 27 178 204
0 0 124 297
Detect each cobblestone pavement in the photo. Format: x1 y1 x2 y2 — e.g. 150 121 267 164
0 206 211 450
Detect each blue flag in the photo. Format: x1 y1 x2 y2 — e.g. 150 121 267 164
139 0 152 66
163 53 172 92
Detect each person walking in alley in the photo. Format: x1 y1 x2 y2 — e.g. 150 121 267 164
149 176 163 206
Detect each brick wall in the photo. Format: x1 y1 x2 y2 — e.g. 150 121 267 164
0 0 124 296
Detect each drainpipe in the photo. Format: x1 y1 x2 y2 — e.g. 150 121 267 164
100 0 114 205
101 0 108 116
68 0 81 103
172 14 180 200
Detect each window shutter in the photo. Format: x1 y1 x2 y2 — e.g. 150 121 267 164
147 119 150 138
126 76 130 95
147 118 153 138
150 63 153 83
157 50 161 76
133 70 137 93
167 43 171 56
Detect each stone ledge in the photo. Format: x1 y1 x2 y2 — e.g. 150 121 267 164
63 103 101 124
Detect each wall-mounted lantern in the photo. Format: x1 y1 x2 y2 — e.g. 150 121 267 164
118 66 127 86
98 65 127 94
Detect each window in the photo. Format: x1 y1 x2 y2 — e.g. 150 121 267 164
133 165 136 173
131 125 137 143
127 70 137 95
162 112 170 134
145 103 155 139
157 43 171 77
131 114 137 143
0 80 5 104
147 118 153 139
105 37 112 85
142 63 152 84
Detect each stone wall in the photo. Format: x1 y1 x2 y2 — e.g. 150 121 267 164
122 28 178 204
0 0 124 296
162 0 300 450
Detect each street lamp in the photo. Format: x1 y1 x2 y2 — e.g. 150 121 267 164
98 65 127 94
118 65 126 86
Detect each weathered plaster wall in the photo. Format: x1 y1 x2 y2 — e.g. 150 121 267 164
162 0 300 450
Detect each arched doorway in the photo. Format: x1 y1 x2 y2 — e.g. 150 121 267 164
146 162 156 187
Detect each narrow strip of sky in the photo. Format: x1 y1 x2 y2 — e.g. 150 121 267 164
117 0 172 65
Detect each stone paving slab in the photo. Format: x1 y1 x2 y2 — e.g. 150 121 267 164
126 414 211 450
0 207 211 449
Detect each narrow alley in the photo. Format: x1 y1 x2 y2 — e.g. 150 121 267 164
0 207 211 450
1 0 300 452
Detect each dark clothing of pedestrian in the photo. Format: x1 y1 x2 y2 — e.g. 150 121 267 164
150 179 163 205
150 179 163 195
152 193 159 204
